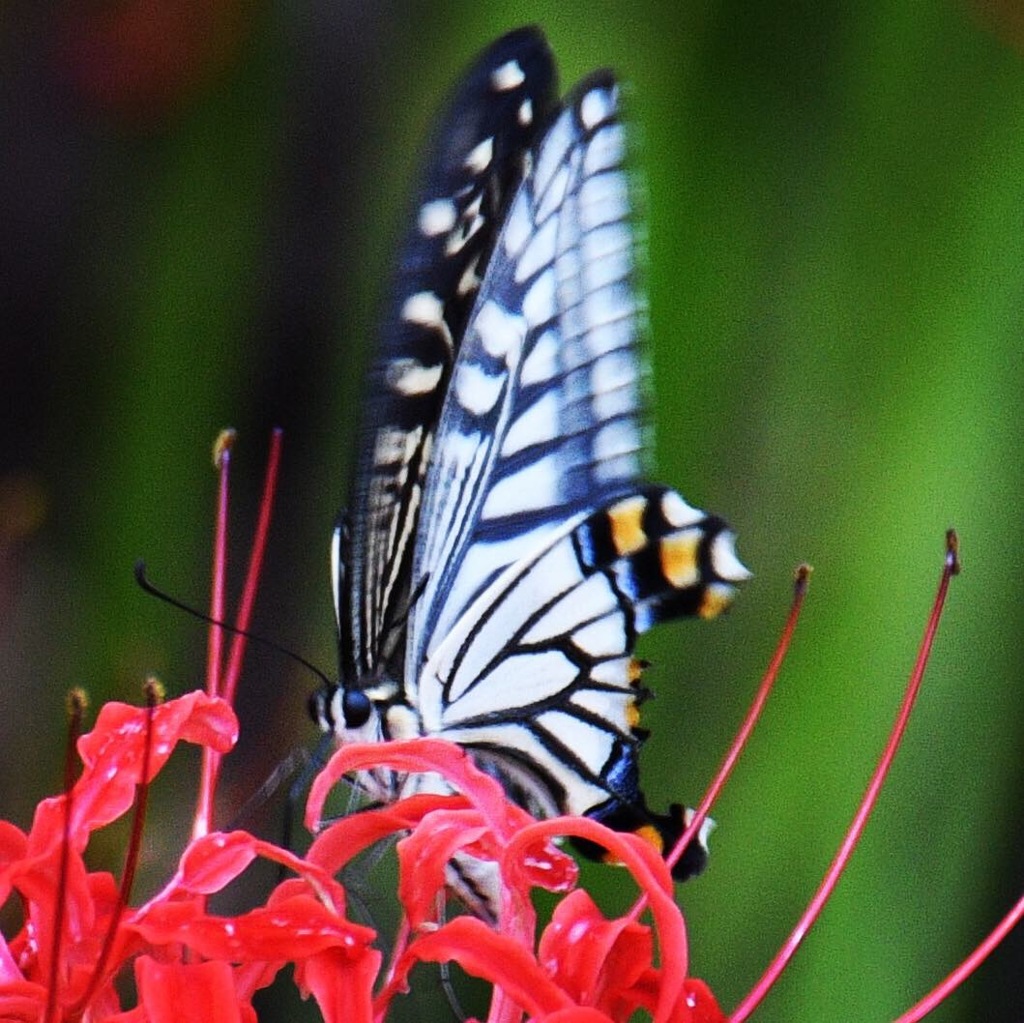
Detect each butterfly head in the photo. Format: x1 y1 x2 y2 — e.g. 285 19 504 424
308 682 379 741
310 670 422 747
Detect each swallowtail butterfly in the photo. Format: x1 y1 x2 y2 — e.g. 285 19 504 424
311 26 748 917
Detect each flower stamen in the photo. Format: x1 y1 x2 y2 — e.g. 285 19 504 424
671 563 812 881
44 689 87 1023
194 429 281 840
731 531 961 1022
892 888 1024 1023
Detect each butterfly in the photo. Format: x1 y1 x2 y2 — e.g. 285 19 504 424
310 26 748 918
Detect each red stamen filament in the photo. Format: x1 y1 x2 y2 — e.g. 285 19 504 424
731 531 961 1023
221 427 282 708
892 889 1024 1023
668 564 812 879
194 430 280 840
71 680 161 1017
626 564 810 936
194 431 234 839
44 690 86 1023
206 430 233 699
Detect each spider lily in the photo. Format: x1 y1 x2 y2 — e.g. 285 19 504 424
1 435 1019 1023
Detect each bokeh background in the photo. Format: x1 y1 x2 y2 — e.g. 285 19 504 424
2 2 1023 1020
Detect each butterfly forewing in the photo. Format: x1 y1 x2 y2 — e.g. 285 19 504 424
403 70 748 864
408 73 646 672
338 27 557 685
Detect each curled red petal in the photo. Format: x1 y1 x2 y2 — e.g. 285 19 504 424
128 898 206 941
135 955 243 1023
176 831 259 893
307 792 469 874
0 820 28 867
499 827 578 896
396 811 490 926
165 829 339 901
132 893 376 962
307 740 575 916
69 693 238 837
265 875 349 920
539 889 652 1008
0 978 45 1021
680 979 729 1023
306 739 512 834
394 916 573 1018
507 817 688 1021
79 692 237 774
10 842 100 970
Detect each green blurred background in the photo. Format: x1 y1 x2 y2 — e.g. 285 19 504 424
2 1 1022 1020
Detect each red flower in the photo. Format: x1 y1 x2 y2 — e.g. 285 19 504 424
306 737 725 1023
3 437 1020 1023
0 689 383 1023
0 696 721 1023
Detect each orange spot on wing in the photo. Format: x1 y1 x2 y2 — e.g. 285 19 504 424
699 583 735 619
609 496 648 555
660 531 699 588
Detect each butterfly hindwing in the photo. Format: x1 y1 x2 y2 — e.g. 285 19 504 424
416 485 746 873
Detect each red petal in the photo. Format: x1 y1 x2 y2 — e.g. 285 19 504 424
499 828 578 897
135 956 243 1023
265 876 349 919
0 978 45 1021
306 739 512 834
679 979 729 1023
13 843 99 965
0 820 27 867
307 793 469 874
532 1010 616 1023
297 944 382 1023
394 916 572 1018
508 815 690 1017
539 890 652 1008
132 893 375 962
69 693 237 837
173 832 343 900
176 831 259 893
396 811 490 926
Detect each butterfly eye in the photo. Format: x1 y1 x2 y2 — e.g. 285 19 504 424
342 690 373 729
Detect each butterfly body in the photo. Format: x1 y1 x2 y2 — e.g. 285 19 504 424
311 27 748 914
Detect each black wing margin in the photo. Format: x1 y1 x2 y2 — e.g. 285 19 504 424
336 28 558 687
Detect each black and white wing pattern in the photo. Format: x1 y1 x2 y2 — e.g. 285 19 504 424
405 68 749 875
333 27 556 698
315 27 749 905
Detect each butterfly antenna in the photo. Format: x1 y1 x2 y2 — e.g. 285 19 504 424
134 559 335 691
